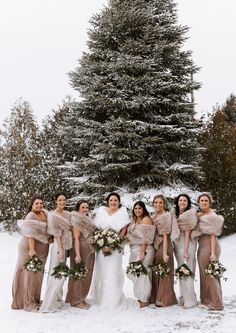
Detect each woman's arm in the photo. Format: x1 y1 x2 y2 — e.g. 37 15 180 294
73 226 81 263
55 236 64 262
210 234 217 261
183 229 190 261
119 225 128 238
28 237 36 257
140 243 147 261
162 234 169 262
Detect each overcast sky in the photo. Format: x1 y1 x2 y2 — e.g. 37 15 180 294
0 0 235 126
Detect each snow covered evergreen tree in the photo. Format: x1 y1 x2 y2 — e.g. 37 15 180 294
0 99 42 230
62 0 201 200
201 94 236 235
39 97 77 208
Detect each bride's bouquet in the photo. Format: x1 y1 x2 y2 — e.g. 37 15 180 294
23 255 43 272
69 262 88 280
92 227 124 256
205 261 227 281
149 262 170 278
126 260 148 277
51 262 70 279
175 263 194 280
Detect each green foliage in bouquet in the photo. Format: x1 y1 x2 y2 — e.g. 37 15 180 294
149 262 170 278
205 261 227 281
175 263 194 280
23 255 43 272
92 227 124 256
126 260 148 277
51 262 70 279
69 262 88 280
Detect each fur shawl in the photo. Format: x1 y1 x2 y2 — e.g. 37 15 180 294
17 211 49 244
47 211 72 250
171 207 198 242
127 222 156 245
71 211 95 245
191 212 224 241
152 211 172 250
93 206 130 232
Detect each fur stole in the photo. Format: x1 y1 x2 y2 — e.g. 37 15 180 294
171 207 198 242
152 211 171 250
93 206 130 232
127 222 156 245
17 211 49 244
47 211 72 250
191 212 224 241
71 211 95 246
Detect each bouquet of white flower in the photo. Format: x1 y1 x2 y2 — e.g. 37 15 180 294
126 260 148 277
149 262 170 278
69 262 88 280
205 261 227 280
175 263 194 280
23 255 43 272
51 262 70 279
92 227 124 256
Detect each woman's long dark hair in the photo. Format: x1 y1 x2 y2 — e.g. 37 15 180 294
174 194 191 218
132 201 150 220
24 195 44 217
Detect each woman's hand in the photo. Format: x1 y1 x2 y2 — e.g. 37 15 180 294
102 246 112 254
210 253 216 262
183 251 189 262
57 248 65 262
75 255 81 264
163 254 169 263
28 249 36 257
140 251 146 261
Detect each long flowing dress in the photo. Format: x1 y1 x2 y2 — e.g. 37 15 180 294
90 206 131 310
171 207 198 308
65 211 95 306
126 222 155 303
191 211 224 310
11 211 49 311
150 211 177 307
39 211 72 313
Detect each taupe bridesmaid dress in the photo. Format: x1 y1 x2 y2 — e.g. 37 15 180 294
11 212 49 311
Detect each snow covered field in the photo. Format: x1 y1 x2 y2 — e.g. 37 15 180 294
0 232 235 333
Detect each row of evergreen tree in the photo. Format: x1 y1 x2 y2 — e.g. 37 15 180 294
0 0 235 234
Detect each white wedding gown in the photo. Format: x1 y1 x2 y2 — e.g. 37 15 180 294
90 206 136 311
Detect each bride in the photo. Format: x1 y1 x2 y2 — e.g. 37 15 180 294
90 192 132 310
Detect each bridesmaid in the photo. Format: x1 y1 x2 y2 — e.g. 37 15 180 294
171 194 198 308
192 193 224 310
65 200 95 309
127 201 155 308
150 195 177 307
39 193 72 312
12 195 49 311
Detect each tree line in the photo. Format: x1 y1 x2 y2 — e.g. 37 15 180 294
0 0 235 234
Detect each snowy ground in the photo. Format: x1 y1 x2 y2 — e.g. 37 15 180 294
0 232 235 333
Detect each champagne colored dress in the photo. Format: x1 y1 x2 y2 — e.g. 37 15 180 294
11 211 49 311
171 208 198 308
127 222 155 303
39 211 72 312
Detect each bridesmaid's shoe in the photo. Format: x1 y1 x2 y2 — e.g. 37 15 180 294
138 300 149 308
73 303 90 310
198 303 209 310
83 301 91 308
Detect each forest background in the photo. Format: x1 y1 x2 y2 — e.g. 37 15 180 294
0 0 236 235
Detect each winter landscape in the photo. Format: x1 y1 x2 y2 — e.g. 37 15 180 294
0 231 235 333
